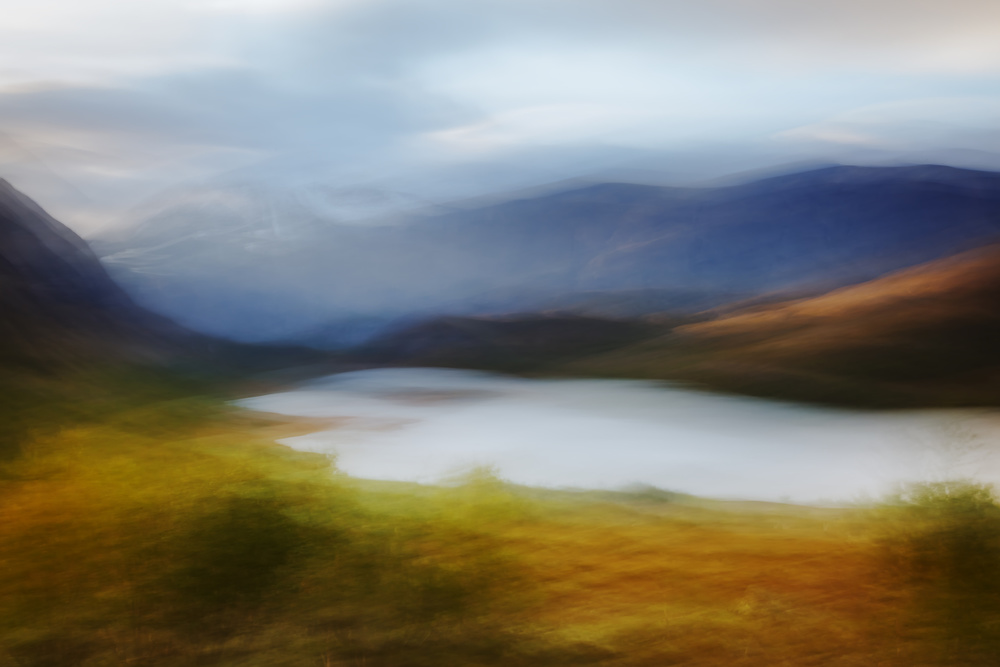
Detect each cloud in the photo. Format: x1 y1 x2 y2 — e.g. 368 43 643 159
0 0 998 233
776 98 1000 151
566 0 1000 73
0 63 474 231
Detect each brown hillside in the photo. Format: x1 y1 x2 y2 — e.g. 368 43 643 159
570 246 1000 407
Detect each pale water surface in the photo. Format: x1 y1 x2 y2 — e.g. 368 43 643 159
237 368 1000 504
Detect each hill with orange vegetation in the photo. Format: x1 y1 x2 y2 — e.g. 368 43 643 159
568 245 1000 407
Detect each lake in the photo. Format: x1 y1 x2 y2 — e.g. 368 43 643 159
237 367 1000 504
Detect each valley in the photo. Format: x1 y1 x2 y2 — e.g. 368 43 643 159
4 165 1000 665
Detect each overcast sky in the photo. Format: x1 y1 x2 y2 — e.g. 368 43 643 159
1 0 999 235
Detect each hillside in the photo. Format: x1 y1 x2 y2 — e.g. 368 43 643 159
569 245 1000 407
0 179 191 368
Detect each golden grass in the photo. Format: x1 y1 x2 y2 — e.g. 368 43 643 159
0 385 994 666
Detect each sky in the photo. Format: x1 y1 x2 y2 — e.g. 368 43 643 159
1 0 999 235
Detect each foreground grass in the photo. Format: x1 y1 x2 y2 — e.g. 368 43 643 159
1 373 999 666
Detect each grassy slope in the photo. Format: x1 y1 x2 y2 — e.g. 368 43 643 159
3 368 998 666
567 245 1000 408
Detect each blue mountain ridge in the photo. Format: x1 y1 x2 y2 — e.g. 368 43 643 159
95 164 1000 347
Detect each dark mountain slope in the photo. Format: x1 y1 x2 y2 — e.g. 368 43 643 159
0 180 132 310
0 179 189 368
0 178 323 373
98 165 1000 345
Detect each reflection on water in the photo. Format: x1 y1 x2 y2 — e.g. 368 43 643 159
237 368 1000 504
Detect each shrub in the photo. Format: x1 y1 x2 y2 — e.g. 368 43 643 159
880 480 1000 664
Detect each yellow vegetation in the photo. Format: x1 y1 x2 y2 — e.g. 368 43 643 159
1 383 997 665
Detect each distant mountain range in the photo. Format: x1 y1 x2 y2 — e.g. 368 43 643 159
95 164 1000 347
8 163 1000 409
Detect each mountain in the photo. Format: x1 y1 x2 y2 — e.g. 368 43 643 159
567 245 1000 407
96 165 1000 346
94 181 447 343
0 178 333 459
0 179 187 368
0 179 324 372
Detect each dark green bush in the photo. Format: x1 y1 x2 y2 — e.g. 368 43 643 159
881 480 1000 664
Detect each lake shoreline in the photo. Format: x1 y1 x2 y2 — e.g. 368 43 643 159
238 367 1000 505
